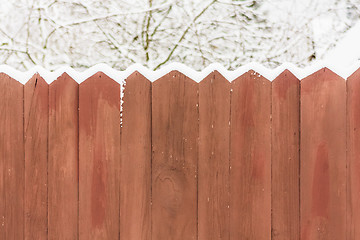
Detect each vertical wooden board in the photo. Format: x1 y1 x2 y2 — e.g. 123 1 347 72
120 72 151 240
0 74 24 239
346 68 360 240
79 72 120 240
48 73 78 240
230 70 271 240
24 74 49 240
300 68 346 240
198 71 230 240
271 70 300 240
0 86 3 239
152 71 198 240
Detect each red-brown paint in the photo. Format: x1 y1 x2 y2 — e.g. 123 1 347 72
300 68 346 240
91 137 106 228
347 68 360 240
311 143 330 218
0 68 358 240
120 71 151 240
271 70 300 240
152 71 198 240
79 72 120 240
24 74 49 240
0 73 24 239
230 70 271 240
198 71 230 240
48 73 78 240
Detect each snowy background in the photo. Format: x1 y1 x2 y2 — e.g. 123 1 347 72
0 0 359 71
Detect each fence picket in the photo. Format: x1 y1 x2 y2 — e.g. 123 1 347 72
230 70 271 240
198 71 230 240
48 73 79 239
24 74 49 240
346 69 360 240
300 68 346 240
120 72 151 240
152 71 198 240
79 72 120 239
0 74 24 239
271 70 300 240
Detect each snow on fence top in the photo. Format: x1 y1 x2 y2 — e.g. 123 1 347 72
1 61 360 84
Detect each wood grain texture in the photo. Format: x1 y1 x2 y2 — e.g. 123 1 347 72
271 70 300 240
152 71 198 240
300 68 346 240
24 74 49 240
79 72 120 240
120 72 151 240
0 74 24 239
230 70 271 240
198 71 230 240
48 73 78 240
347 68 360 240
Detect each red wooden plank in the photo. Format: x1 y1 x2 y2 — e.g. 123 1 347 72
48 73 78 239
347 68 360 240
120 72 151 239
271 70 300 240
79 72 120 239
152 71 198 240
230 70 271 240
198 71 230 240
24 74 49 240
0 74 24 239
300 68 346 240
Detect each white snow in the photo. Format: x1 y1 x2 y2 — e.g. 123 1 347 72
0 61 359 85
323 21 360 70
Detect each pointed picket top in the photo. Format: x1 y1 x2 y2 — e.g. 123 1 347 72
80 71 120 87
272 70 299 101
0 72 23 88
24 74 49 129
50 72 78 87
200 70 230 86
24 73 48 112
122 70 151 118
49 72 79 116
79 71 120 112
3 63 360 84
231 70 270 85
125 71 150 85
152 70 197 86
273 69 299 83
301 68 345 95
301 67 344 83
24 73 48 88
347 67 360 83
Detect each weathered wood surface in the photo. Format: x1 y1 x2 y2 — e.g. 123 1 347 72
152 71 198 240
120 72 151 240
0 68 359 240
24 74 49 240
48 73 79 239
0 74 24 239
271 70 300 240
198 71 230 240
347 68 360 240
300 68 346 240
79 72 120 240
230 70 271 240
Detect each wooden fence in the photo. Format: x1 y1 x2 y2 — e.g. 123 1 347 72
0 67 359 240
